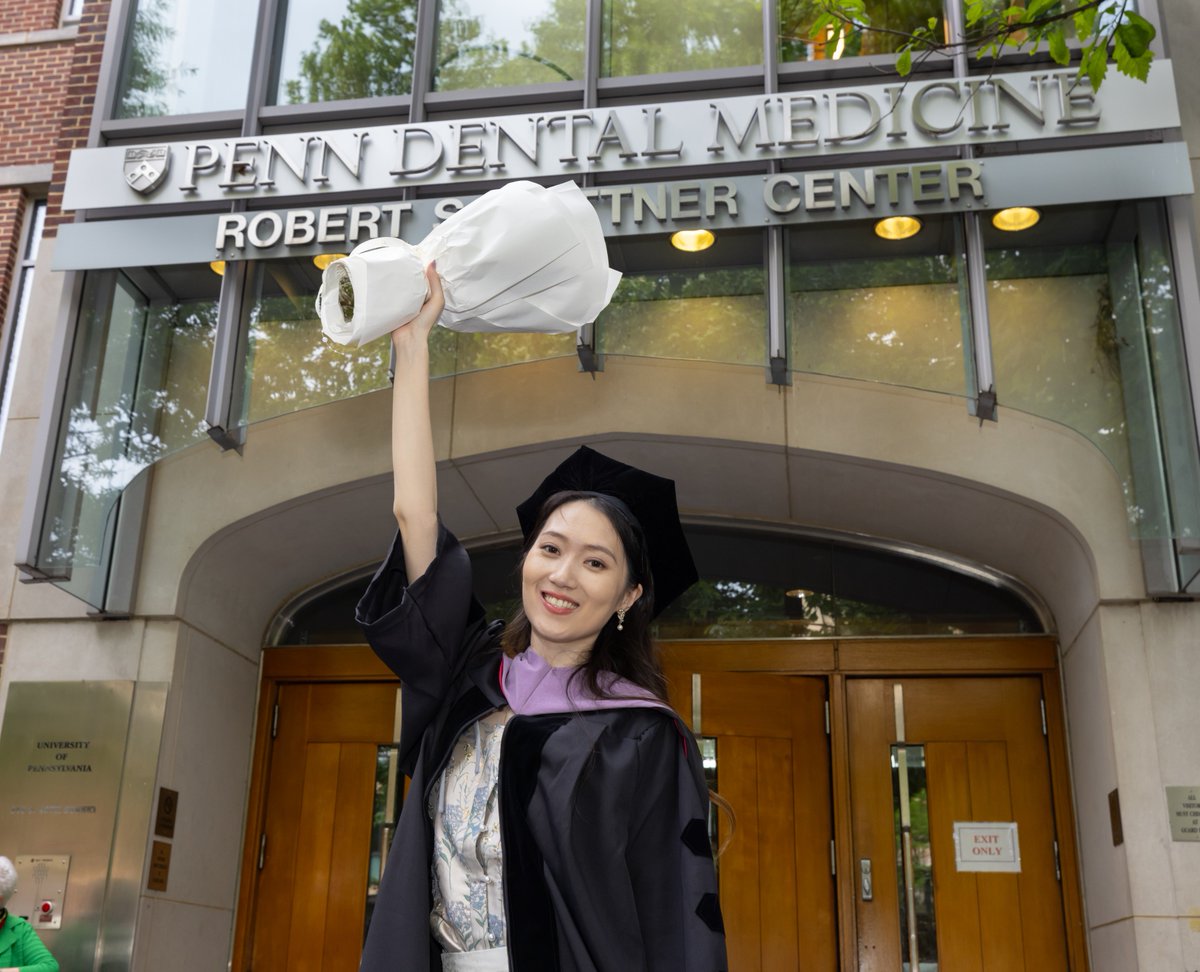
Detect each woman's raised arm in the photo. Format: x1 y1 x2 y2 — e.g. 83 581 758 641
389 263 444 582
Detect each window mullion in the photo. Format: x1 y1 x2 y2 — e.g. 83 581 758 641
204 260 250 450
410 0 439 121
767 226 788 385
963 211 996 419
584 0 602 107
244 0 283 131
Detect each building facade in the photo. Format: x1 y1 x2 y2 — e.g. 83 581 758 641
1 0 1200 969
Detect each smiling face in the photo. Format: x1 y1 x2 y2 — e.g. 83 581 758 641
520 499 643 667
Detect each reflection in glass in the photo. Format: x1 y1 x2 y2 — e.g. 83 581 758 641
272 521 1045 644
240 259 392 425
598 269 766 366
38 267 217 594
366 744 403 943
599 230 767 366
788 219 969 397
273 0 417 105
239 258 576 425
430 329 577 378
114 0 257 117
1119 205 1200 549
779 0 943 62
985 244 1131 484
985 201 1200 551
602 0 763 77
890 744 937 972
435 0 585 90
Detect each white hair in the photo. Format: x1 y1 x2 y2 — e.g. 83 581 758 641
0 856 16 903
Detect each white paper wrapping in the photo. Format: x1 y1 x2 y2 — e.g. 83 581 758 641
316 180 622 347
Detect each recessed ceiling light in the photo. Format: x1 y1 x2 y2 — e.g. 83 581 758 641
874 216 922 241
992 207 1041 231
313 252 348 270
671 229 715 252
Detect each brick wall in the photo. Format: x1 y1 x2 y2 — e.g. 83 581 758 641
0 42 75 168
45 0 111 236
0 189 27 334
1 0 65 35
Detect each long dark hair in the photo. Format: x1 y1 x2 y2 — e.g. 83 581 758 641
499 490 667 702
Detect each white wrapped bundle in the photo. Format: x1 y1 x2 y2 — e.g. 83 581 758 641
316 180 622 347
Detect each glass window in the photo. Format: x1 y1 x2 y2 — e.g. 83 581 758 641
431 329 578 376
365 743 403 942
779 0 944 62
891 744 937 972
113 0 257 118
788 216 970 397
238 257 576 427
599 230 767 366
985 231 1128 479
0 200 46 460
434 0 586 90
272 0 417 105
37 265 218 598
602 0 763 77
270 523 1044 645
239 257 392 426
985 201 1200 549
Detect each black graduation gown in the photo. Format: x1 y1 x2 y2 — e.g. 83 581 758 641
356 523 728 972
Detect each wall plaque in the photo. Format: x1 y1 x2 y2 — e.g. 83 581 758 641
154 787 178 839
953 821 1022 872
147 840 171 892
1166 786 1200 841
0 682 134 962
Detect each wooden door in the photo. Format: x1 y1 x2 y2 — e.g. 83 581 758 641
241 681 398 971
847 677 1069 972
666 671 837 972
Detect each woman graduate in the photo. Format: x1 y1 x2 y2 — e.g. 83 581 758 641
356 266 728 972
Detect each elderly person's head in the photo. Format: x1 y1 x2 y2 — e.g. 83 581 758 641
0 856 17 907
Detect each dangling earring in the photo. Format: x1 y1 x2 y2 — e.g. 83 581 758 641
616 608 626 631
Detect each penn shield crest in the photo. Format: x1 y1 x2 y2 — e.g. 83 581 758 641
123 146 170 194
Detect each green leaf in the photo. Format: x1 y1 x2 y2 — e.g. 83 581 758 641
897 46 913 76
1083 45 1108 91
838 0 868 18
927 16 938 30
1001 6 1025 19
1073 4 1097 40
1113 32 1153 82
1047 26 1070 66
1024 0 1059 21
1116 12 1155 58
1124 10 1156 37
965 0 985 27
809 13 837 34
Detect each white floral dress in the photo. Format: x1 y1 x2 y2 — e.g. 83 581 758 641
428 706 513 953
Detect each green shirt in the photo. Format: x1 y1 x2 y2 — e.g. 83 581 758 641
0 910 59 972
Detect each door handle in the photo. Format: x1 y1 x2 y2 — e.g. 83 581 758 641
860 858 873 901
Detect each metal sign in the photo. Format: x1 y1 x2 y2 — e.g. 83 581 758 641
50 142 1194 272
1166 785 1200 841
953 821 1021 872
60 63 1181 211
5 855 70 929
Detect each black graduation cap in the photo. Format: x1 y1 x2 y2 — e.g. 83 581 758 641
516 446 699 617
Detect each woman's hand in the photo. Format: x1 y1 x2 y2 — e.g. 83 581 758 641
392 263 443 357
